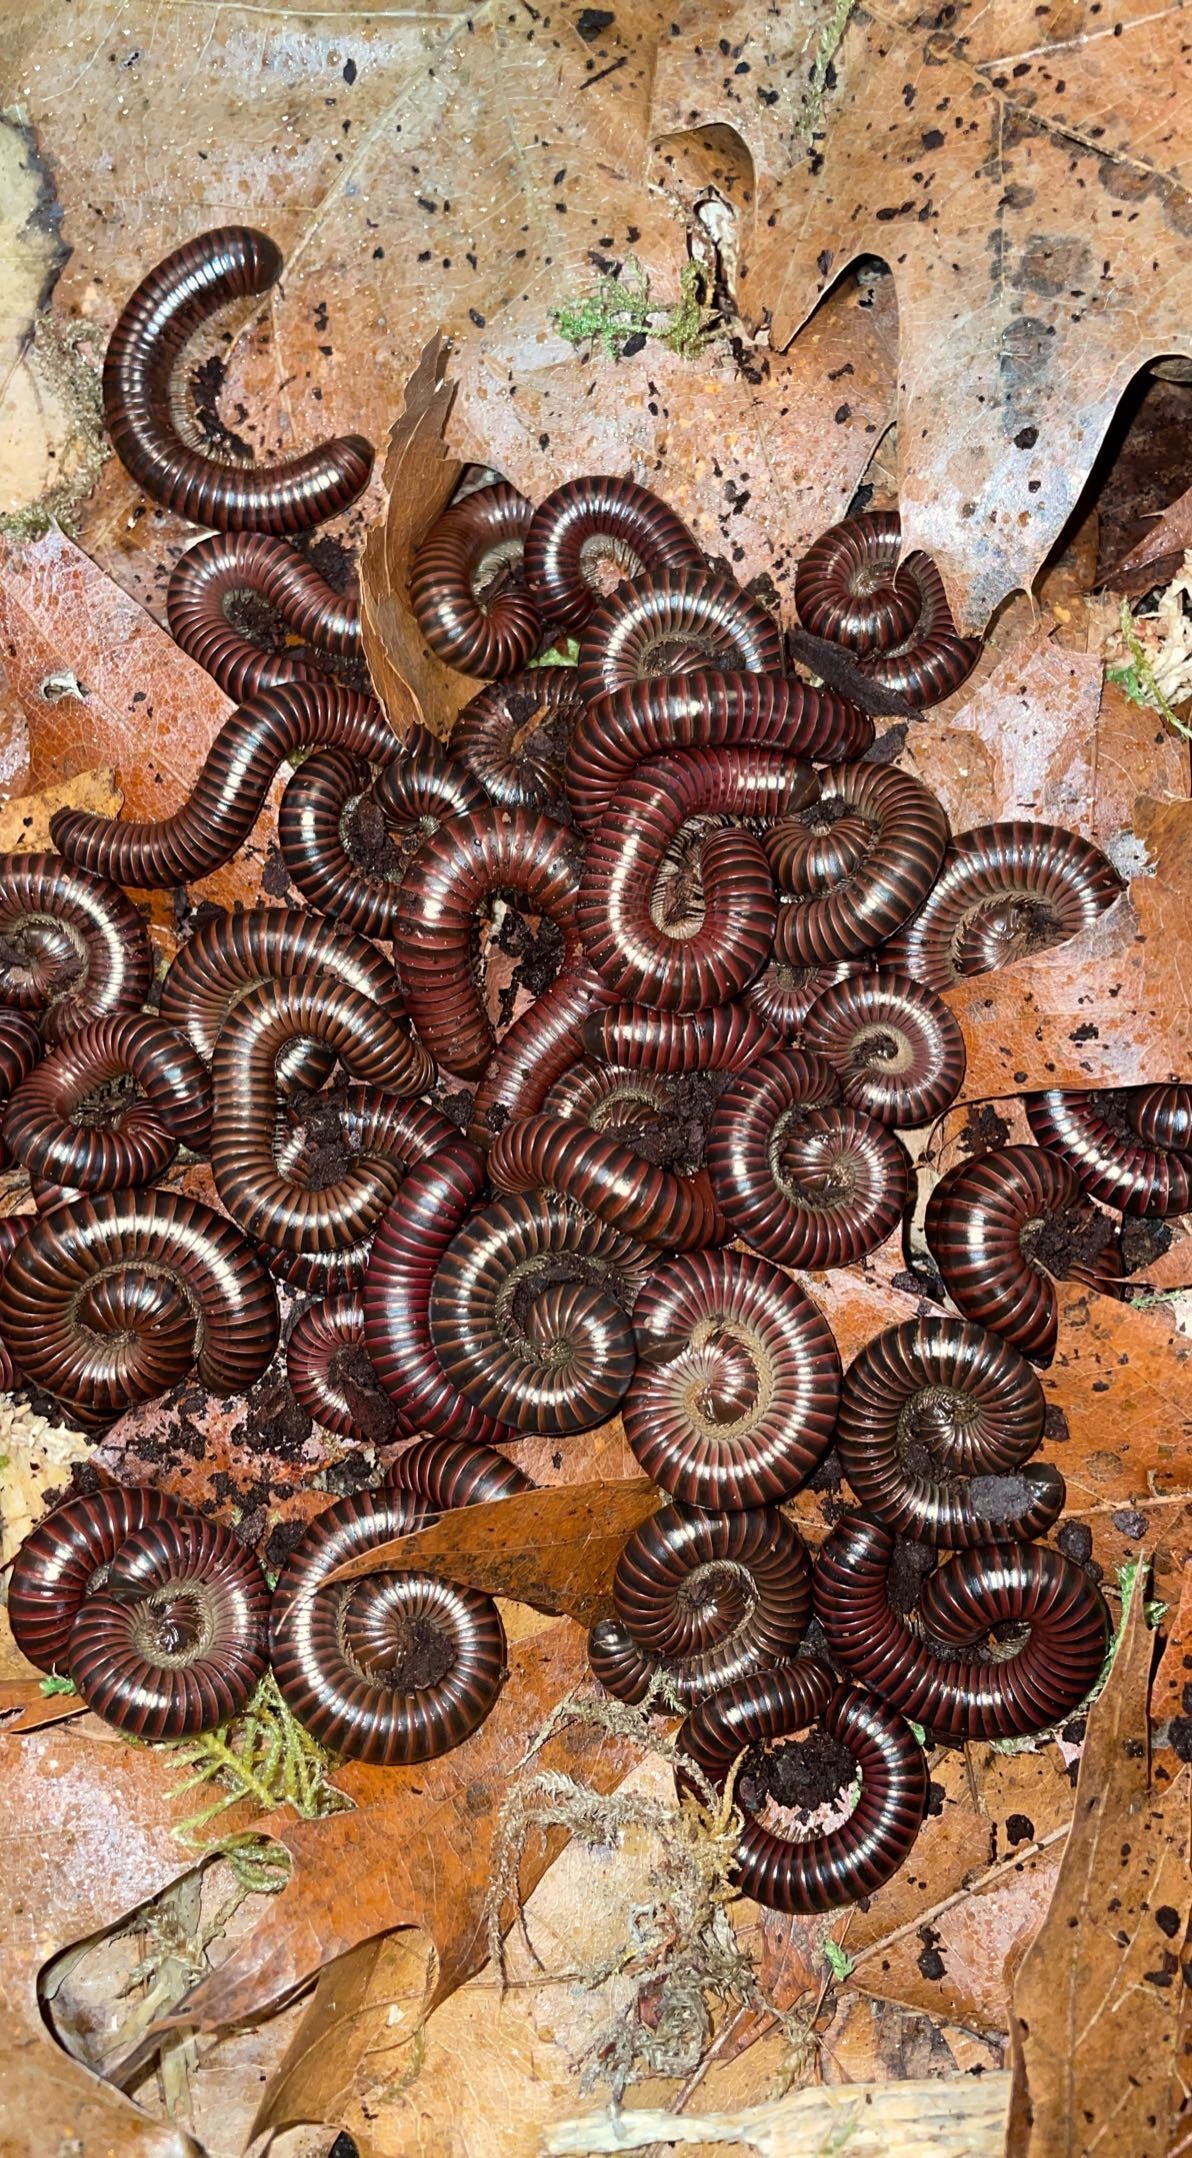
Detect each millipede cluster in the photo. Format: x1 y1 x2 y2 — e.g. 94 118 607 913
2 231 1149 1897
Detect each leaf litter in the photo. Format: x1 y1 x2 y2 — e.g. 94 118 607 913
0 0 1190 2150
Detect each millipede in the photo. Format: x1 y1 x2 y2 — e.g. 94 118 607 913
167 530 362 700
103 227 372 531
410 481 542 678
799 971 965 1128
884 821 1123 989
0 853 153 1040
451 669 584 813
1024 1086 1192 1218
576 570 785 705
795 510 980 707
765 761 949 965
524 475 704 628
3 1013 212 1194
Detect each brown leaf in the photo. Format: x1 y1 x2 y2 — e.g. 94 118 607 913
0 1724 208 2158
946 796 1192 1096
0 765 120 852
1007 1569 1190 2158
453 268 899 617
358 337 469 742
1105 481 1192 586
252 1929 434 2146
322 1476 661 1622
171 1614 636 2035
1152 1561 1192 1798
653 7 1192 629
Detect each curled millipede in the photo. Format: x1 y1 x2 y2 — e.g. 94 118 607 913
0 1189 279 1426
744 960 865 1041
373 726 490 829
264 1088 458 1294
925 1143 1124 1365
834 1317 1061 1546
581 1000 782 1074
795 511 979 707
883 821 1123 989
1130 1085 1192 1151
576 571 785 705
524 475 704 627
69 1512 271 1739
676 1661 928 1911
707 1048 911 1269
285 1294 394 1441
7 1486 181 1673
102 226 373 530
167 531 362 699
49 681 399 888
159 908 407 1101
766 761 949 964
1023 1087 1192 1218
800 971 965 1127
450 668 583 812
210 981 434 1253
469 960 613 1142
624 1249 841 1509
363 1141 517 1449
3 1014 212 1193
428 1190 647 1434
487 1110 721 1251
387 1436 534 1508
577 749 813 1010
814 1512 1108 1738
566 671 872 832
0 853 153 1042
588 1503 813 1707
393 807 584 1079
271 1488 507 1763
0 1013 45 1167
409 481 541 677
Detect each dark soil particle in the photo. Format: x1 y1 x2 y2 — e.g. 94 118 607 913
1020 1202 1118 1279
970 1472 1037 1523
611 1067 730 1177
961 1102 1011 1154
862 722 909 767
1111 1506 1148 1540
890 1263 947 1304
189 353 253 461
233 1375 313 1463
1043 1405 1070 1444
926 1780 946 1818
744 1726 857 1817
1168 1716 1192 1764
1120 1216 1173 1274
343 791 406 881
321 1446 380 1496
432 1084 475 1131
259 845 293 898
264 1519 307 1574
807 1448 843 1493
1005 1812 1035 1846
1056 1521 1093 1565
888 1536 936 1617
375 1613 454 1692
328 1343 398 1444
916 1927 947 1983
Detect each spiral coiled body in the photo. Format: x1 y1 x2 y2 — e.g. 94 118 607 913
589 1504 812 1706
795 512 979 707
834 1317 1059 1545
565 672 872 832
578 751 813 1009
0 1012 45 1166
676 1661 928 1911
50 682 398 888
624 1250 841 1509
4 1014 211 1193
524 476 704 627
393 807 583 1078
884 822 1122 988
7 1487 181 1672
276 749 406 938
167 532 362 699
707 1050 910 1268
69 1513 271 1738
576 572 784 704
428 1190 647 1433
800 972 965 1127
1023 1088 1192 1218
410 482 541 677
285 1294 386 1439
814 1513 1108 1738
160 905 405 1101
271 1489 507 1762
744 960 864 1040
767 763 949 964
0 854 153 1040
102 227 372 530
0 1190 279 1424
925 1143 1122 1363
451 669 583 811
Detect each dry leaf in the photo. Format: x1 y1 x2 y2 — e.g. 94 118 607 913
358 338 469 742
324 1476 661 1622
1106 481 1192 587
253 1929 435 2147
0 1724 209 2158
946 796 1192 1096
543 2072 1010 2155
1007 1568 1191 2158
171 1616 635 2037
653 3 1192 628
1151 1562 1192 1793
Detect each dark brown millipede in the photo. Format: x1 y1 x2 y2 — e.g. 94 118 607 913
167 531 362 699
524 475 704 628
409 481 541 678
103 226 373 530
3 1014 212 1193
795 511 979 707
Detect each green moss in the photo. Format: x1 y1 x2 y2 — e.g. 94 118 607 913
550 255 717 364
